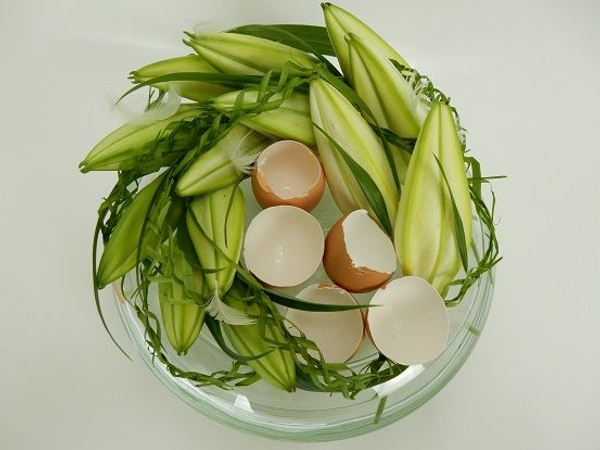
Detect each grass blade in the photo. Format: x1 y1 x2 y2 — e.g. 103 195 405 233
229 24 335 56
266 288 370 312
434 155 469 272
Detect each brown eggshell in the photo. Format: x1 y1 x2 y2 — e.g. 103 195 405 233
323 213 394 293
251 140 325 211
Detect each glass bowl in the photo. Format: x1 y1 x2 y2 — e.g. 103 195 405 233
114 179 495 442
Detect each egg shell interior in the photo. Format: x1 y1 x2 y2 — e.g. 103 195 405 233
367 276 450 366
251 140 325 211
285 284 365 363
243 205 324 287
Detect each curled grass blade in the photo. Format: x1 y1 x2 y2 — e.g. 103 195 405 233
445 186 503 306
92 212 131 359
119 72 266 103
229 24 340 77
228 24 335 56
266 288 371 312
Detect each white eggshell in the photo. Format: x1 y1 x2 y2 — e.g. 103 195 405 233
367 276 450 365
243 205 324 287
285 284 364 363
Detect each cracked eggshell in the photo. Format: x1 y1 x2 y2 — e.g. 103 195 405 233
323 210 397 293
285 284 365 363
367 276 450 365
243 205 324 287
251 140 325 211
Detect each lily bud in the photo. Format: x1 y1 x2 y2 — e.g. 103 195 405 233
159 239 207 355
79 104 202 173
394 101 472 294
97 173 181 288
347 33 427 139
322 3 409 82
186 184 245 296
221 291 296 392
211 89 315 146
185 31 319 75
176 124 270 197
131 55 233 102
310 77 399 228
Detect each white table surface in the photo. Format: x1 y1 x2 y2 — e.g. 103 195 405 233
2 0 599 449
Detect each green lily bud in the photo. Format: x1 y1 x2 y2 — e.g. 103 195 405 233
310 77 399 227
176 124 270 197
97 173 182 288
394 100 472 294
210 89 315 146
79 104 202 173
186 184 245 296
185 31 319 75
347 33 427 139
322 3 409 82
221 290 296 392
130 55 233 102
159 238 207 355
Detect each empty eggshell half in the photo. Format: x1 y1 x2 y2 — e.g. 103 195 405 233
367 276 450 365
285 284 364 363
251 140 325 211
243 205 324 287
323 210 397 293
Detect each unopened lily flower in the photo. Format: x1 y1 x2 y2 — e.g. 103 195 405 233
322 2 410 82
79 104 202 173
96 173 181 288
158 238 207 355
186 184 245 298
347 33 427 139
211 89 315 146
130 54 233 102
394 100 472 294
185 31 319 75
176 124 270 197
310 77 399 231
221 288 296 391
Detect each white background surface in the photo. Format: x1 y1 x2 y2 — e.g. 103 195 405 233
2 0 599 449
